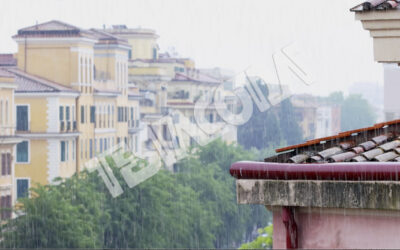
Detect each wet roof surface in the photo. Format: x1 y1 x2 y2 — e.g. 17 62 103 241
267 120 400 164
2 67 78 93
351 0 400 12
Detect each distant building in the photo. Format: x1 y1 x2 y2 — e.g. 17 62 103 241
291 94 341 140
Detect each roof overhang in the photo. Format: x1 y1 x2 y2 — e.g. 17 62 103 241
355 9 400 62
15 91 80 98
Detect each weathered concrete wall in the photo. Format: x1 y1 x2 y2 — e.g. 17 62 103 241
272 207 400 249
237 179 400 210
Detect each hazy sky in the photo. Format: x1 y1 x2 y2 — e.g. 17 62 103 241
0 0 383 96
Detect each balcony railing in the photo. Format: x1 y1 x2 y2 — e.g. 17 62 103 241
60 121 77 132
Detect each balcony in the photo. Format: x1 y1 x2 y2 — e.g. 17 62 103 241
128 119 142 134
60 120 77 132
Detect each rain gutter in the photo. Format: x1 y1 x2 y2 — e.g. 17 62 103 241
230 161 400 181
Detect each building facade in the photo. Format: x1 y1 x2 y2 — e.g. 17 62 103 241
0 20 141 199
0 69 20 220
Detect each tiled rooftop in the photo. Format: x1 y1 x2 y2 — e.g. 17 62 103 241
174 72 221 84
0 54 17 66
351 0 400 12
3 68 78 93
266 119 400 163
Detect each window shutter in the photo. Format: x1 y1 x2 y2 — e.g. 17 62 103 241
1 154 5 176
6 154 11 175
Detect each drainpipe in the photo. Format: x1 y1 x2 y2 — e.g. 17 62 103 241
282 206 298 249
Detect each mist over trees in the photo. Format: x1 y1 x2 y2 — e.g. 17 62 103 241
325 91 377 131
237 81 303 150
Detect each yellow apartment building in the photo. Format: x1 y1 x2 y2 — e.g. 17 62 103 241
0 69 21 220
0 20 141 198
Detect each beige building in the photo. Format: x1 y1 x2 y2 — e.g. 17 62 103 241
0 20 142 199
0 69 21 220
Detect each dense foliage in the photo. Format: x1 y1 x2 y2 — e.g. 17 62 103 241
240 224 273 249
0 140 270 248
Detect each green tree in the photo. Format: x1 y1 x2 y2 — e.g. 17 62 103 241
240 224 273 249
175 139 271 248
340 94 376 131
1 140 271 249
1 173 106 248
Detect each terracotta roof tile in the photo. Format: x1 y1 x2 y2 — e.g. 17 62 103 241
351 0 399 12
3 67 78 93
0 54 17 66
269 119 400 164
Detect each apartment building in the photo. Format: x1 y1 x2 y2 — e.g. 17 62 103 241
0 20 238 195
0 69 20 220
0 20 141 199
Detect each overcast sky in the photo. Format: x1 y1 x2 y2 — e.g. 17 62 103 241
0 0 383 96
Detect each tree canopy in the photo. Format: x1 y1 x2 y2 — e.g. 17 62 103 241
1 140 271 249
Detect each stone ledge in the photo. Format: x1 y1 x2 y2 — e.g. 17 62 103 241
237 179 400 210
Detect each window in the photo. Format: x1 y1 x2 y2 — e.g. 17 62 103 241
66 106 70 121
99 138 103 153
81 106 85 123
59 106 64 121
90 106 95 123
60 141 66 162
112 106 115 127
1 153 11 176
85 139 88 159
1 195 11 219
16 105 28 131
17 179 29 199
94 139 97 155
125 107 128 122
66 141 69 161
128 50 132 59
108 105 111 128
89 139 93 159
152 47 157 59
72 140 75 160
117 107 122 122
16 141 29 163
